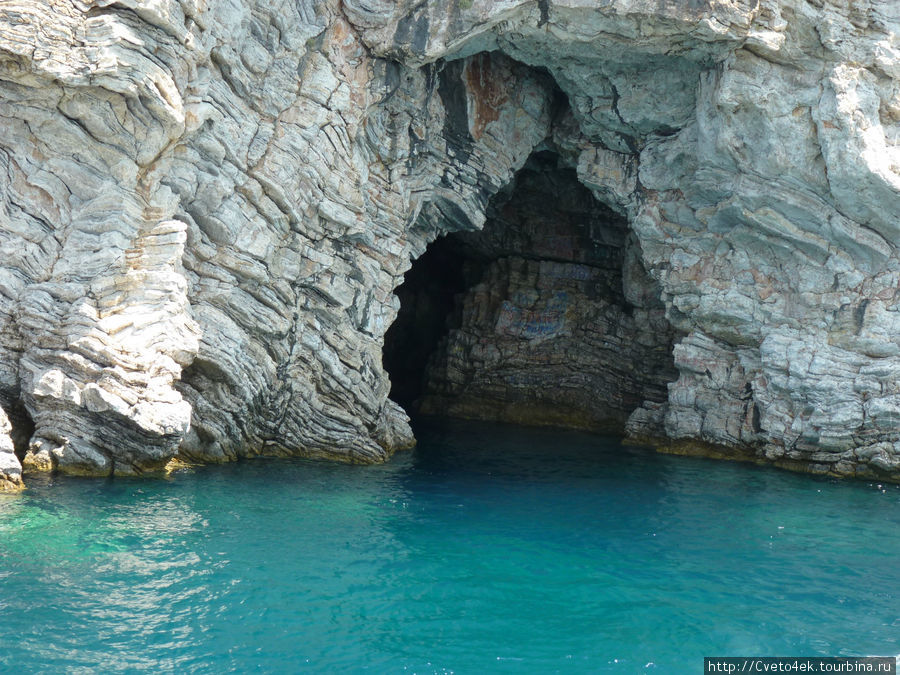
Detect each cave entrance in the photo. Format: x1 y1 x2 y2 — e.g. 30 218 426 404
2 397 34 461
382 234 483 412
382 150 676 433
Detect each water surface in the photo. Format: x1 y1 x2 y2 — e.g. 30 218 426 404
2 419 899 672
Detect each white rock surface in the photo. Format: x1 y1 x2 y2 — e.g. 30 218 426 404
0 0 899 482
0 406 22 491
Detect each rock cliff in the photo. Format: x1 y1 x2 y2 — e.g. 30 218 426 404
1 0 899 488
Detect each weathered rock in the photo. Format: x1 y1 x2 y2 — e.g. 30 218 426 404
0 0 899 484
0 407 23 491
0 2 554 474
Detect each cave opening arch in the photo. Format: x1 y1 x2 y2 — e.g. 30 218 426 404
382 147 678 435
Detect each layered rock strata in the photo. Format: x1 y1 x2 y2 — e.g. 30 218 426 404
0 0 898 483
0 407 22 491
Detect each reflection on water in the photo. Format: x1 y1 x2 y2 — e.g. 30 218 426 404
1 418 899 672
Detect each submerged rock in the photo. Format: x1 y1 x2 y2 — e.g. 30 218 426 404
0 0 898 482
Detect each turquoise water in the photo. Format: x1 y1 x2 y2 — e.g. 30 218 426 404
2 419 899 673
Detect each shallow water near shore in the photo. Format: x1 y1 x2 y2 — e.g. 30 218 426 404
2 418 899 672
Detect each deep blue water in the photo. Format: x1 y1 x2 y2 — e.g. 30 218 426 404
2 419 899 673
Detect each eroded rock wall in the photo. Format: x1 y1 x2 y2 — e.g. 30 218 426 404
348 0 900 480
0 0 899 482
0 1 554 474
0 406 22 491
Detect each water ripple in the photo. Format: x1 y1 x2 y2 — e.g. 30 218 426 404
2 418 899 671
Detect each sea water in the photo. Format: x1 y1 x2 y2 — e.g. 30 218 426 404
1 419 899 672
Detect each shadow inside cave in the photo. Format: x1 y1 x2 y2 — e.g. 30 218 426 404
382 150 678 433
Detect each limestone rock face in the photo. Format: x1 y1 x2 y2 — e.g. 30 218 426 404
0 1 553 473
0 407 22 491
1 0 899 482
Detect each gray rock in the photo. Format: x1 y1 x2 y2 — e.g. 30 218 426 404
0 407 22 491
0 0 898 484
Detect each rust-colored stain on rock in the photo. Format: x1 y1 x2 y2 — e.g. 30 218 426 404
464 52 508 140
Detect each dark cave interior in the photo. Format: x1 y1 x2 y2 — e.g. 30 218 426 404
382 150 677 430
382 233 483 412
3 397 35 461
